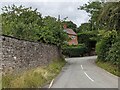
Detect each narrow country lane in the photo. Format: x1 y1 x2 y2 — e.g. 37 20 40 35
51 56 118 88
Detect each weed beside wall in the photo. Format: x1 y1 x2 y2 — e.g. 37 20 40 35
2 59 66 88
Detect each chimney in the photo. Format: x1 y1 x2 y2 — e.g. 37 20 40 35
58 15 60 21
63 24 67 29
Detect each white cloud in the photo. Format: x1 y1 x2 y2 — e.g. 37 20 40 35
0 1 90 27
1 0 90 2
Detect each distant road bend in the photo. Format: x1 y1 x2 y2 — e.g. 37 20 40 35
52 56 118 88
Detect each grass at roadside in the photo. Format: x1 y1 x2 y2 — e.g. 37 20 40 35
96 60 119 77
0 75 2 90
2 59 66 88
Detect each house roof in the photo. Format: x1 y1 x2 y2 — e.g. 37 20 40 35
64 28 77 35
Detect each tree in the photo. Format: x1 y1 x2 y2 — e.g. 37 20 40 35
95 2 120 64
78 1 120 68
77 2 103 51
78 1 104 31
38 16 68 46
2 5 68 47
77 23 91 33
2 5 43 41
98 2 120 31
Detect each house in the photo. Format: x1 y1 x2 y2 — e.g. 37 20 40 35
63 24 78 45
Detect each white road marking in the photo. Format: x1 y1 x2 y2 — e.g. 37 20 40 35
84 72 94 82
81 65 83 70
48 79 54 88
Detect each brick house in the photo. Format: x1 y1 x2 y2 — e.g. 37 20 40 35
63 24 78 45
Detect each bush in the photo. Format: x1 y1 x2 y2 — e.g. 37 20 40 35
78 31 97 52
62 44 87 57
96 30 117 61
106 35 120 65
96 39 110 61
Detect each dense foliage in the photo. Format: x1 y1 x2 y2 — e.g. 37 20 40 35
77 23 97 55
79 1 120 67
62 44 87 57
78 1 104 31
96 2 120 66
98 2 120 31
77 2 104 53
77 23 91 33
2 5 43 40
2 5 68 46
96 30 118 61
106 36 120 65
78 31 97 50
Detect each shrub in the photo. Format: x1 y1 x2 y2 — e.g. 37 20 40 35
106 35 120 65
62 44 87 57
96 30 118 61
78 31 97 51
96 40 109 61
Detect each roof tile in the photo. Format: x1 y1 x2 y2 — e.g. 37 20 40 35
64 28 77 35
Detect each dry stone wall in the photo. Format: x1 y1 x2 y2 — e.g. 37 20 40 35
1 35 62 74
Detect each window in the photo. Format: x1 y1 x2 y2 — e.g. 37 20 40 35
71 36 75 39
63 30 67 32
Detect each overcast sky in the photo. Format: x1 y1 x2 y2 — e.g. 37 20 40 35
0 0 91 27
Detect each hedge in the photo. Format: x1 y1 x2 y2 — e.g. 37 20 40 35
62 45 87 57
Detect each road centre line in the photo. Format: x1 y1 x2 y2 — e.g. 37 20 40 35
81 65 83 70
84 72 94 82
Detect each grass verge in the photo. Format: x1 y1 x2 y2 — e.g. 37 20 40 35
2 59 66 88
96 60 119 77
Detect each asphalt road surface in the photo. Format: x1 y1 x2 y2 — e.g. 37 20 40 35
52 56 118 88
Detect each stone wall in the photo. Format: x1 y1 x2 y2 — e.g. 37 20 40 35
1 35 62 75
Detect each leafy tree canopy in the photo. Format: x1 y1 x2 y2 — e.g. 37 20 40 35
79 1 120 66
77 23 91 33
2 5 68 47
98 2 120 31
78 1 104 31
